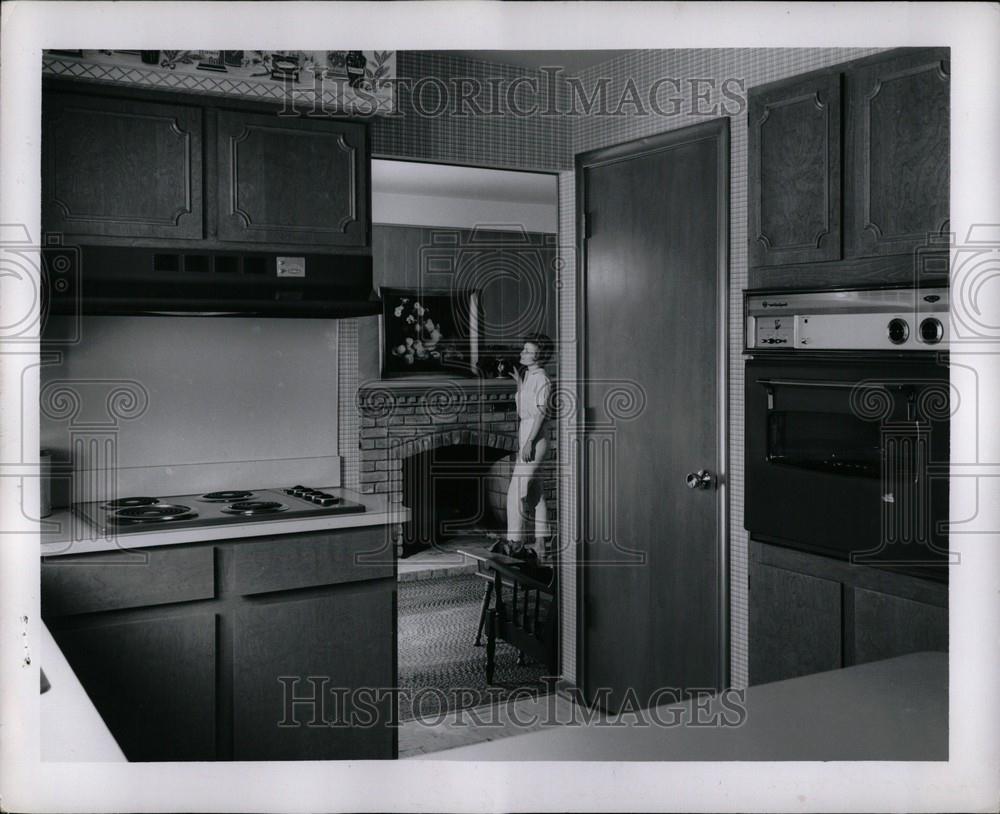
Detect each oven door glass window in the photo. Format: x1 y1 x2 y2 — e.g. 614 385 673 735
767 410 881 479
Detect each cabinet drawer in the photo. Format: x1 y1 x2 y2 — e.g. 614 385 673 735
232 526 393 596
42 546 215 617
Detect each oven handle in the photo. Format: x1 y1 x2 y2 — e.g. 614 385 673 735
756 378 863 390
755 378 901 413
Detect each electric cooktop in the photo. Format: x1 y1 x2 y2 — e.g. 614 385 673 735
74 485 366 535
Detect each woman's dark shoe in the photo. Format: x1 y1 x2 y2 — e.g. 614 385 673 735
509 545 538 562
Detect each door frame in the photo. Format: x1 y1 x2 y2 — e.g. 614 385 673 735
574 117 731 695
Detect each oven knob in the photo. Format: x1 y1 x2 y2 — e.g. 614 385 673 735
919 317 943 344
888 318 909 345
315 496 338 507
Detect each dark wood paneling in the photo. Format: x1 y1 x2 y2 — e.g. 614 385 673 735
846 48 950 258
50 613 217 761
216 110 368 246
42 546 215 616
43 93 203 239
749 72 841 267
232 581 395 760
749 561 842 685
579 120 728 709
231 527 393 596
851 587 948 665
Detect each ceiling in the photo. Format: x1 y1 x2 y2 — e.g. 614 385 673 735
373 159 557 204
445 50 633 75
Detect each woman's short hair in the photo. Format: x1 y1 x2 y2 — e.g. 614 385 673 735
524 332 554 365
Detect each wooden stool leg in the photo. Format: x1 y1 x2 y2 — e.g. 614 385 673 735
475 582 493 646
485 608 497 685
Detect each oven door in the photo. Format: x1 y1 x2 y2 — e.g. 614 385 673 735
744 358 949 579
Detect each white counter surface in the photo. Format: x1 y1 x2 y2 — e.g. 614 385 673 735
418 651 948 761
40 488 408 557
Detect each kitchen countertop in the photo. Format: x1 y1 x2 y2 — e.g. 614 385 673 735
40 487 409 557
416 651 948 761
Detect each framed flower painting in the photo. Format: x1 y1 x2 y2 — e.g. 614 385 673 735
379 287 480 378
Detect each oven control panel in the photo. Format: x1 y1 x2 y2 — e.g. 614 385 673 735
753 316 794 347
745 287 949 351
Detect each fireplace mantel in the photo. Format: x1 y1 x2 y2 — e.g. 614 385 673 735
357 377 516 395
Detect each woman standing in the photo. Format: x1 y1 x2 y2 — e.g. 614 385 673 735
494 333 552 560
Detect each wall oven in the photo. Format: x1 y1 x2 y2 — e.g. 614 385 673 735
744 287 950 581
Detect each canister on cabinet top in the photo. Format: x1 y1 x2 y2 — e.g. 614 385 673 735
40 449 52 518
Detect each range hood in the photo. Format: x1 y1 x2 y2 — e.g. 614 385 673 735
47 246 381 318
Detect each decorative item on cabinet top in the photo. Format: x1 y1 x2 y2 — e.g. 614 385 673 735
42 49 396 116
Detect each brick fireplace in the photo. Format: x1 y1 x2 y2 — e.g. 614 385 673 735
357 379 557 557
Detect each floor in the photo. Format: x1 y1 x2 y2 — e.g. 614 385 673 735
399 692 577 758
396 534 485 581
397 532 565 757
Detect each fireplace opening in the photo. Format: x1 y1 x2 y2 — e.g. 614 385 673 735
401 443 512 558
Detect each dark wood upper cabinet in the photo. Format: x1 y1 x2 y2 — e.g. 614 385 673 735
749 72 842 267
845 48 950 258
217 111 368 247
43 92 204 240
748 48 949 285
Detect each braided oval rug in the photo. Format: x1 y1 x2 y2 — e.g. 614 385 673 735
397 573 552 722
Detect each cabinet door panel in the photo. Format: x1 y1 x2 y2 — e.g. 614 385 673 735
43 93 203 239
232 581 394 760
846 49 950 257
217 111 368 246
749 73 842 267
852 587 948 665
749 561 842 685
51 614 217 761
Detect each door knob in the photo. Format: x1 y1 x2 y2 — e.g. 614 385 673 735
686 469 713 490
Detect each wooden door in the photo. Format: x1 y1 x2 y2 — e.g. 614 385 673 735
216 110 368 247
43 92 204 240
577 119 729 710
845 48 950 257
748 71 842 268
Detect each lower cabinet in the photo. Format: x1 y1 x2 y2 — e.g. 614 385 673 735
850 587 948 666
749 563 841 685
233 583 395 760
42 526 397 761
52 613 217 761
749 541 947 685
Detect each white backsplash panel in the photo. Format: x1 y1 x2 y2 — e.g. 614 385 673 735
41 316 340 506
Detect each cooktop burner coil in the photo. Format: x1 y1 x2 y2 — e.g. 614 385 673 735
103 497 160 509
221 500 288 516
110 503 199 524
200 490 255 502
